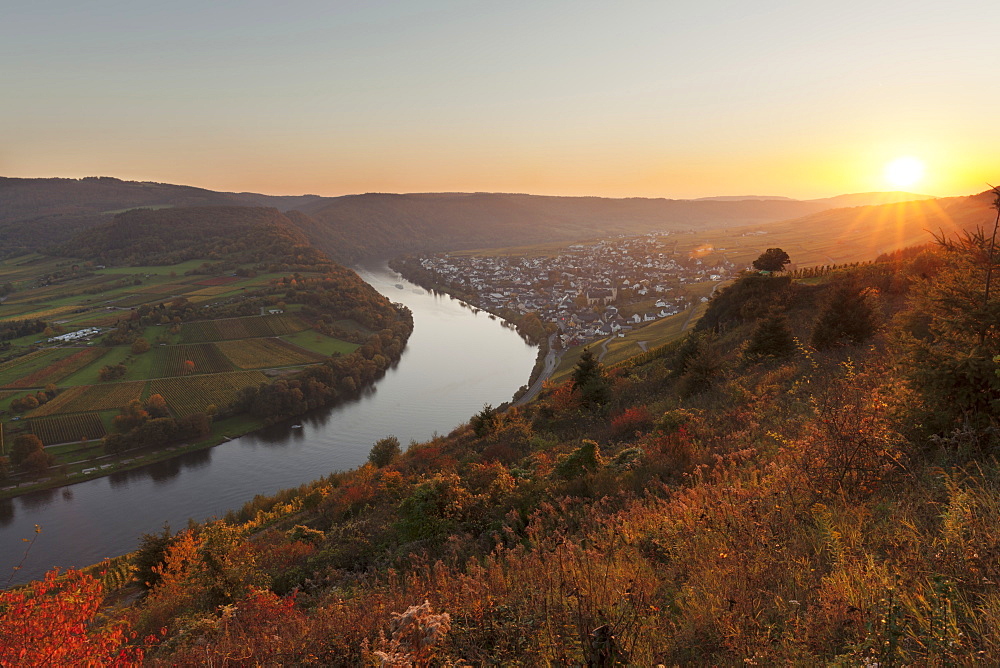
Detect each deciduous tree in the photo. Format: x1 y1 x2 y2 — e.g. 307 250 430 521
752 248 791 273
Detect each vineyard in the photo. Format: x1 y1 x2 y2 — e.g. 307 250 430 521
216 338 325 369
29 413 106 445
9 347 108 388
151 344 234 377
0 349 71 385
30 381 146 417
179 315 308 343
0 304 78 322
194 276 239 286
0 349 54 376
133 282 198 295
149 370 267 416
187 284 242 297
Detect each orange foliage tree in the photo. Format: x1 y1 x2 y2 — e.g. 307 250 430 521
0 568 143 666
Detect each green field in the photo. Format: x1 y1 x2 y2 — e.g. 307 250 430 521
281 330 359 357
0 254 346 468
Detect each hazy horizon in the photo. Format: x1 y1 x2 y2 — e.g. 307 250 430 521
3 1 996 200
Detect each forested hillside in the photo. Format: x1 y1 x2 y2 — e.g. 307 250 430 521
60 206 329 268
0 177 321 258
8 209 1000 664
0 176 943 263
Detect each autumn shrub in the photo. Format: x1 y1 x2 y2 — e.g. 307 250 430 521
0 568 143 666
147 589 309 666
797 362 908 499
367 600 452 667
610 405 653 440
397 473 473 542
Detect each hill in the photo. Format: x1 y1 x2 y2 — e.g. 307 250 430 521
60 206 328 267
0 177 321 258
11 222 1000 664
807 190 935 208
0 206 412 496
293 192 838 261
1 176 938 263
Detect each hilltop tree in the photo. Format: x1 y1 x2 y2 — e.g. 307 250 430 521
752 248 791 273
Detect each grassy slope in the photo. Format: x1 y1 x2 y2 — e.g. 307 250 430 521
84 250 999 666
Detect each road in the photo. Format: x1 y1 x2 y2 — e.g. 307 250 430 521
513 334 560 406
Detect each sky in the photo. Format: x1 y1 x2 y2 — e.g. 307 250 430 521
2 1 998 200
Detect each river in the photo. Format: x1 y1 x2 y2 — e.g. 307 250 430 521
0 261 537 587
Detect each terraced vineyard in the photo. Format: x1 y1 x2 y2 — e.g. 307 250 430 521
30 381 146 417
149 370 268 416
29 413 106 445
152 343 234 377
216 337 325 369
9 347 107 388
179 314 308 343
0 349 72 385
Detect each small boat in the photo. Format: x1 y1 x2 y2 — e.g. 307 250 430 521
291 424 303 429
395 283 405 289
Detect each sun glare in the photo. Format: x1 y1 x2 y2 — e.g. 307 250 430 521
884 156 925 190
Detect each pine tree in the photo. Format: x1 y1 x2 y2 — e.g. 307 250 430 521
810 281 877 349
572 348 609 409
744 313 796 360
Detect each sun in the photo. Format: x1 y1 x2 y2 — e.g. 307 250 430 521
883 156 925 190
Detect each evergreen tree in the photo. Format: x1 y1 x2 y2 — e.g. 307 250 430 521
810 280 877 349
744 313 796 360
900 219 1000 437
572 348 609 409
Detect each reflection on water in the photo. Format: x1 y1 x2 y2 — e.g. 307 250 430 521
0 261 537 587
0 499 13 528
107 448 214 488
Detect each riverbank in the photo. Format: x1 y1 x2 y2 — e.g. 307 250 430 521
388 257 553 404
1 261 538 589
0 414 267 501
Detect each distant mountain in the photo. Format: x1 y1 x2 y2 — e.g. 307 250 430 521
0 176 944 263
731 190 993 266
0 177 320 258
806 191 935 208
292 192 839 261
695 192 933 206
694 195 797 202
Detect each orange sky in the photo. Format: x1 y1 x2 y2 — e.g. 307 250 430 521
2 2 997 199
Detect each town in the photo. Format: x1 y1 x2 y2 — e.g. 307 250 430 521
399 232 739 348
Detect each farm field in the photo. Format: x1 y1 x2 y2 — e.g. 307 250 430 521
216 337 325 369
7 347 108 388
149 370 268 416
29 381 147 417
179 314 309 343
0 243 408 499
151 343 235 377
29 412 106 446
0 349 75 386
281 330 359 357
